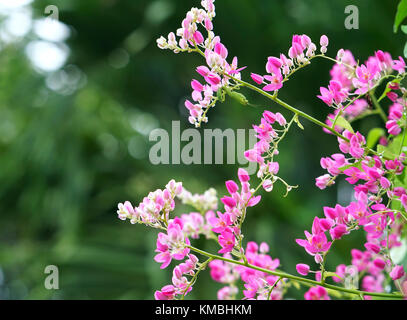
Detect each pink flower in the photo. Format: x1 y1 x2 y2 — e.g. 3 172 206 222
263 111 276 124
221 196 237 209
317 80 347 106
349 133 365 158
347 201 369 223
390 265 405 280
154 218 190 268
204 18 213 31
225 180 239 194
315 174 333 190
343 167 363 184
268 162 279 175
332 264 346 283
330 224 348 240
196 65 210 77
206 72 221 85
243 276 260 299
214 42 228 59
263 74 283 91
275 112 287 126
250 73 264 84
259 242 269 253
296 263 310 276
238 168 250 182
154 285 176 300
266 56 282 73
117 201 136 220
209 211 233 233
217 286 237 300
320 35 329 47
320 153 348 176
209 259 232 283
386 120 401 136
191 79 204 93
218 229 236 253
193 31 204 44
387 92 398 102
263 179 273 192
247 195 262 207
317 86 334 105
304 286 330 300
392 56 406 73
373 258 386 270
364 242 381 254
352 61 380 94
296 231 332 254
362 274 385 293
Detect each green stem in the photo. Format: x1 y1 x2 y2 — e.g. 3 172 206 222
180 257 212 300
224 73 350 142
267 276 283 300
369 92 387 123
186 245 404 299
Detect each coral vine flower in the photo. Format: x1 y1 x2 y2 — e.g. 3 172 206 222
390 265 405 280
250 73 264 84
296 263 310 276
392 56 406 73
263 74 283 92
154 218 190 269
218 229 236 253
209 211 233 233
317 80 348 106
296 230 332 255
304 286 330 300
154 285 177 300
148 0 407 300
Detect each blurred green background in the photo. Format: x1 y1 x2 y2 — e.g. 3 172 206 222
0 0 404 299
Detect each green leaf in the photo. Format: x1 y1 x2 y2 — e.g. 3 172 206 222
335 116 354 134
377 144 398 160
401 24 407 34
387 133 407 155
377 132 407 165
394 0 407 32
366 128 385 149
404 41 407 59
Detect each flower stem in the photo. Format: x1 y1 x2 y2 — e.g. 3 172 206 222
224 74 350 142
369 92 387 123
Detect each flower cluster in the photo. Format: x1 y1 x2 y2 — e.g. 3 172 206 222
157 0 246 127
385 83 407 137
244 110 296 195
302 110 407 297
251 34 329 93
304 286 330 300
209 168 262 254
118 0 407 300
116 179 182 227
320 49 406 135
154 218 191 269
154 253 200 300
178 187 218 213
209 242 284 300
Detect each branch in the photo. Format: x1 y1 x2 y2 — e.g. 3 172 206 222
186 245 404 299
